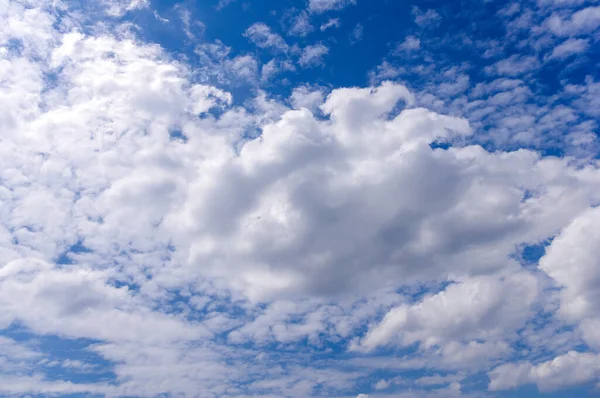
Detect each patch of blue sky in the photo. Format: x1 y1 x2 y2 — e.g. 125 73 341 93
115 0 599 160
1 325 117 384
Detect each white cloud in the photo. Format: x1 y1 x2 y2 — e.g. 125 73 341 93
396 35 421 52
415 373 464 387
354 272 536 357
373 379 390 390
3 1 600 396
0 336 41 375
489 351 600 392
194 40 264 86
225 54 259 83
101 0 149 17
412 7 442 27
0 375 114 396
153 10 169 23
309 0 356 14
549 37 589 59
171 80 600 303
565 76 600 118
0 258 208 343
485 54 540 76
368 61 406 84
350 23 364 43
320 18 341 31
261 59 280 81
216 0 236 10
545 6 600 36
244 23 289 52
288 11 314 37
298 43 329 67
289 85 326 112
176 5 205 40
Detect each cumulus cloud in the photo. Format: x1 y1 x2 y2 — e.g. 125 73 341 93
101 0 149 16
485 54 540 76
489 351 600 392
289 85 326 113
298 43 329 67
356 272 537 352
0 259 207 343
412 7 442 27
350 23 364 43
539 206 600 347
3 0 600 396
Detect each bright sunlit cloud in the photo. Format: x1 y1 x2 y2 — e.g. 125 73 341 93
1 0 600 396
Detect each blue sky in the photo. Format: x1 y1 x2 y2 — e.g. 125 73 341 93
1 0 600 397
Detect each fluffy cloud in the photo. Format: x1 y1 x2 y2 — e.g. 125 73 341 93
545 5 600 36
539 206 600 345
3 0 600 396
488 201 600 393
412 7 442 27
0 259 207 343
298 43 329 67
174 92 600 302
289 85 326 112
356 272 537 352
288 11 314 37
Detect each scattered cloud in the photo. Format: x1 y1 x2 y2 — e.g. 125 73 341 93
489 351 600 392
485 54 540 76
298 43 329 67
2 0 600 396
261 58 295 81
177 5 205 40
412 7 442 27
308 0 356 13
396 35 421 52
350 23 364 44
216 0 236 10
244 22 289 52
153 10 169 23
548 37 589 59
288 11 314 37
320 17 341 31
289 85 326 112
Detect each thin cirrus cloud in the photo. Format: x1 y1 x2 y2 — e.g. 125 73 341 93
308 0 356 13
2 0 600 397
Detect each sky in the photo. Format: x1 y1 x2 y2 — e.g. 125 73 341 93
1 0 600 397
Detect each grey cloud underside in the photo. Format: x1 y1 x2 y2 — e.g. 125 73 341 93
2 0 600 396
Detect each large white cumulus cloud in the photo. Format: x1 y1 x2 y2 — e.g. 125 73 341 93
489 206 600 393
2 0 600 396
172 85 600 300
